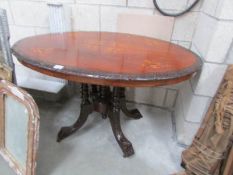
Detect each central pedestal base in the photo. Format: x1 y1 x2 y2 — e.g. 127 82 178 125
57 84 143 157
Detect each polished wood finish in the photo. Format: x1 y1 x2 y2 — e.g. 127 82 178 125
12 32 202 158
12 32 201 87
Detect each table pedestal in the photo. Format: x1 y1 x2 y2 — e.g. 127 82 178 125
57 84 143 157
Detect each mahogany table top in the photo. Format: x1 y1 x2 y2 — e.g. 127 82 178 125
12 32 202 87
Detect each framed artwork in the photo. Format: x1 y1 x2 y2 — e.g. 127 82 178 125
0 80 39 175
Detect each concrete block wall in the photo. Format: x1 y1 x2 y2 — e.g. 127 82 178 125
175 0 233 145
0 0 195 107
0 0 232 145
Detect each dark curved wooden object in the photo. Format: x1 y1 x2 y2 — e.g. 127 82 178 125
12 32 202 158
12 32 201 87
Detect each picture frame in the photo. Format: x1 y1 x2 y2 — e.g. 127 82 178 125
0 80 39 175
0 63 12 82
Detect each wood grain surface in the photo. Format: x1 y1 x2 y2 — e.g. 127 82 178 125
12 32 202 87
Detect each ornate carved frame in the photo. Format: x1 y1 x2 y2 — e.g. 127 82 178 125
0 80 39 175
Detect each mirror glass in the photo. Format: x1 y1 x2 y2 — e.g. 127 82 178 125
4 95 28 168
0 156 16 175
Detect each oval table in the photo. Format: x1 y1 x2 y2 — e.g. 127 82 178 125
12 32 202 157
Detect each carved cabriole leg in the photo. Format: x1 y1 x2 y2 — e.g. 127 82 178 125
57 84 93 142
119 87 143 119
109 87 134 157
57 84 140 157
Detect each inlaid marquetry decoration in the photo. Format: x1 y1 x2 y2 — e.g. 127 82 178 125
12 32 202 157
0 80 39 175
12 32 202 87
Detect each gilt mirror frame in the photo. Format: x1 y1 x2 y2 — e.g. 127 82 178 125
0 80 39 175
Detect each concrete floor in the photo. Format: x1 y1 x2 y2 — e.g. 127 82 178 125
0 96 184 175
